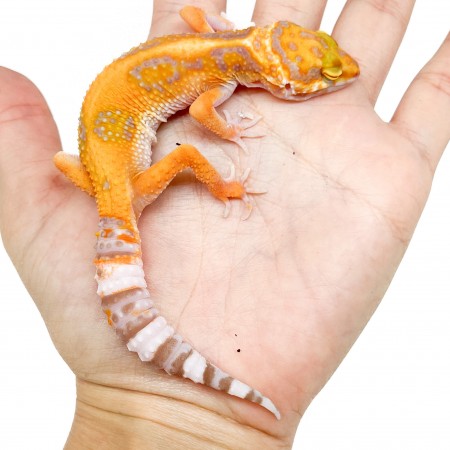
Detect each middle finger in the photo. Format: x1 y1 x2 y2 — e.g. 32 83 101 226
252 0 327 30
149 0 227 38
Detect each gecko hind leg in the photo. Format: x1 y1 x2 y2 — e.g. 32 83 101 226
54 152 94 196
179 5 235 33
132 144 252 217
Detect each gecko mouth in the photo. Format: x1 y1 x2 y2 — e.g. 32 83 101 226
270 77 357 101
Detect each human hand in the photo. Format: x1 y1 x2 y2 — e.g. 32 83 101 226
1 0 449 448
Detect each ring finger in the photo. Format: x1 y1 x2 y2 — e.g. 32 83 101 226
333 0 416 105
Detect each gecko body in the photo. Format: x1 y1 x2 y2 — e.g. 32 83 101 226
54 6 359 419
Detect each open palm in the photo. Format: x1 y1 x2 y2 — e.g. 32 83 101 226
1 0 449 445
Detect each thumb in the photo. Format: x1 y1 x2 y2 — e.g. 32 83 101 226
0 67 65 245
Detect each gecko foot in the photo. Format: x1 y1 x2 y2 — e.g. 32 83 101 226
223 110 264 154
223 166 266 220
180 6 235 33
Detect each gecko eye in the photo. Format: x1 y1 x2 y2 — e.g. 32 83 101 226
322 66 343 80
321 49 343 81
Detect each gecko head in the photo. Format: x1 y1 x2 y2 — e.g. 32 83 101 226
261 21 360 101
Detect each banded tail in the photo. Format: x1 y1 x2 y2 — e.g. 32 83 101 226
95 216 280 419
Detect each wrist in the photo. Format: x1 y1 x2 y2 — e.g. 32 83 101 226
65 378 290 449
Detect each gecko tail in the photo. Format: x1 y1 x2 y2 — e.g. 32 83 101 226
95 216 280 420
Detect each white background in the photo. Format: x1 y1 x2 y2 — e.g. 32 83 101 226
0 0 449 448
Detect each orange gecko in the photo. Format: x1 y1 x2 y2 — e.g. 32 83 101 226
54 5 359 419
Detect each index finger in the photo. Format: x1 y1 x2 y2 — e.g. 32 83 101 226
333 0 415 105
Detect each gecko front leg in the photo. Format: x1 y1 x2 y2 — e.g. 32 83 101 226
189 83 262 154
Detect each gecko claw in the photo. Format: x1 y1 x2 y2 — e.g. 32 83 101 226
241 167 251 183
241 194 253 220
223 198 232 218
241 167 267 195
231 136 250 155
245 186 268 195
224 161 236 182
236 111 263 131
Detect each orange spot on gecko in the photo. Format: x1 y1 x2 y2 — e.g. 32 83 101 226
94 255 139 265
117 234 138 243
104 309 113 326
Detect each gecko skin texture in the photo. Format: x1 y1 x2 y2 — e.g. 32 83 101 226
54 6 359 420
